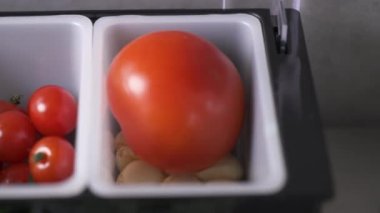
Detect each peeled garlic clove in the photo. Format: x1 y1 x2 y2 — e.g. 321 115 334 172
114 131 126 150
116 160 165 184
197 155 242 181
163 174 201 184
116 146 137 171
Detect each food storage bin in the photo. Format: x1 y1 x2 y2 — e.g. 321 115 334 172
0 15 92 199
0 1 333 211
90 13 286 198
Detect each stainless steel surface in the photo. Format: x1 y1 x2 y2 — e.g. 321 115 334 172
272 0 288 52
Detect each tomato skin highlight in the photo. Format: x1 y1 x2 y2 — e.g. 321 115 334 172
29 136 74 183
0 111 37 163
107 31 245 173
28 85 77 136
0 163 30 184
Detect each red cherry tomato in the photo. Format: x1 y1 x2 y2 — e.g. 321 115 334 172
107 31 245 173
0 100 18 114
29 136 74 183
0 96 23 113
0 163 30 184
0 111 37 163
28 85 77 136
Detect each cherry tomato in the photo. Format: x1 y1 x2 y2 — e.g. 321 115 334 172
0 96 23 113
29 136 74 183
28 85 77 136
0 163 30 184
0 100 17 114
107 31 245 173
0 111 37 163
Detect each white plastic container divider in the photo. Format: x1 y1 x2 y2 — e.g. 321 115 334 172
90 14 286 198
0 15 92 199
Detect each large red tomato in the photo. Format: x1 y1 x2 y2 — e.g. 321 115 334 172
107 31 244 174
0 111 37 163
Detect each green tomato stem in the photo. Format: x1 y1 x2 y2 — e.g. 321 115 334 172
33 152 46 163
9 95 22 105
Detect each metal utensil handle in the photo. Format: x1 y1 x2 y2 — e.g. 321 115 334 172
271 0 288 53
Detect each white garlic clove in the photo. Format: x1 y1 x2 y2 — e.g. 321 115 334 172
163 174 201 184
116 160 165 184
196 155 242 181
114 131 126 151
115 146 137 171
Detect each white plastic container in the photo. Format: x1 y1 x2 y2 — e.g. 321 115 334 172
90 14 286 198
0 15 92 199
